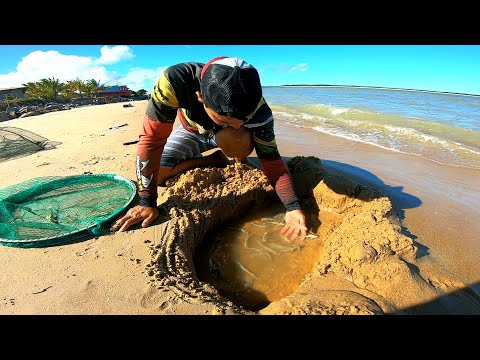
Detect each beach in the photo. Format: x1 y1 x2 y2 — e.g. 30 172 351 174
1 100 479 315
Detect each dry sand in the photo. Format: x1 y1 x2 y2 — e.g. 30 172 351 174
1 100 479 315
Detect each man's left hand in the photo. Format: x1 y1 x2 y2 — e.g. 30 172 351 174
281 209 308 241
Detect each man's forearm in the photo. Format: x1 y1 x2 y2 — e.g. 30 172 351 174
258 158 301 211
136 114 174 207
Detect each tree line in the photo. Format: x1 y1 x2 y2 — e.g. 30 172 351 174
1 77 148 107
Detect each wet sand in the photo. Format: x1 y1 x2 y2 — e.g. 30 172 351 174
272 120 480 295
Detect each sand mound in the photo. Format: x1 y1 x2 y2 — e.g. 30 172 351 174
260 290 384 315
144 156 469 314
145 164 274 313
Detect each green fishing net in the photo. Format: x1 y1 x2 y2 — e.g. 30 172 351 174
0 126 59 162
0 174 137 248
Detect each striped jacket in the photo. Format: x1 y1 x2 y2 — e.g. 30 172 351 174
136 61 300 212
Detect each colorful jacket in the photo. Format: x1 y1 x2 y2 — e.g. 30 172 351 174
136 61 301 212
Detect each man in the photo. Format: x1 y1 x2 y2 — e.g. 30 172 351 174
111 56 307 240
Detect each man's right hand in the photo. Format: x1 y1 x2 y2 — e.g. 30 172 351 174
110 205 159 232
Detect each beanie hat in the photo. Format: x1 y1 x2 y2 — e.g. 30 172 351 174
200 56 262 120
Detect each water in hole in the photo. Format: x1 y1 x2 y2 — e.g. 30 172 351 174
195 202 339 311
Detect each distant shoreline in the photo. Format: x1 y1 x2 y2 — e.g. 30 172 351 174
275 84 480 98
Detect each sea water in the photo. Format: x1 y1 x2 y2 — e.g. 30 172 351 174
264 86 480 169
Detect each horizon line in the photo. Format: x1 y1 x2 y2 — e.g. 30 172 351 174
273 84 480 98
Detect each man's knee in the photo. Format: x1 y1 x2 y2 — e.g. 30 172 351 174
158 165 174 185
215 126 253 159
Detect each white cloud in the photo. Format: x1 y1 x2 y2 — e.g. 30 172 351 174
258 62 308 74
288 63 309 72
0 46 159 91
116 67 166 91
96 45 134 65
0 50 111 88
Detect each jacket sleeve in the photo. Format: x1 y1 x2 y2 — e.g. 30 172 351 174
258 157 301 212
136 70 178 207
249 112 301 212
136 114 173 207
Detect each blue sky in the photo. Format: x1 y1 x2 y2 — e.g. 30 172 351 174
1 45 479 95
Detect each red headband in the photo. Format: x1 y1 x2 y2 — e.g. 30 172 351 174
200 56 228 79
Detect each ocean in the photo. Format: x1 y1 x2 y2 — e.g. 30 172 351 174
263 86 480 169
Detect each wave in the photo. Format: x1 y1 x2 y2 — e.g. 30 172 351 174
271 104 480 169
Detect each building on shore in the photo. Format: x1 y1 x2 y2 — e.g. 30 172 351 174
97 85 131 98
0 87 27 101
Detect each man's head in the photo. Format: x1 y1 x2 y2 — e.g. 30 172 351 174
198 56 262 123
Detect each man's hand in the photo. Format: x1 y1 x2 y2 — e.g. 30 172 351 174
281 209 308 241
110 205 159 232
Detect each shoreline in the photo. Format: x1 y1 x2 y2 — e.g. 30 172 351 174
272 119 480 293
1 100 479 314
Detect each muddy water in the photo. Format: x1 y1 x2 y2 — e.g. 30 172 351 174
195 202 342 311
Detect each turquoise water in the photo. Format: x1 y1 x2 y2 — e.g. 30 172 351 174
264 86 480 169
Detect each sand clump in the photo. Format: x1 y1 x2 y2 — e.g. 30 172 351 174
141 155 470 314
144 163 274 313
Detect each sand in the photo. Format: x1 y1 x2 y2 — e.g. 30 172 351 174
1 100 479 315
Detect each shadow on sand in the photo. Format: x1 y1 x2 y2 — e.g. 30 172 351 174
392 281 480 315
249 156 426 258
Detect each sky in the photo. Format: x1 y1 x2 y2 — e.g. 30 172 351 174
1 45 480 95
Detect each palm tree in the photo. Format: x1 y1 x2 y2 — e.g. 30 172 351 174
85 79 107 99
37 77 65 101
23 81 44 99
65 78 88 99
